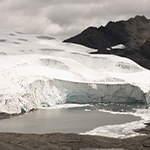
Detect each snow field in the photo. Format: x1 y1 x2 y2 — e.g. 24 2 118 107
0 30 150 113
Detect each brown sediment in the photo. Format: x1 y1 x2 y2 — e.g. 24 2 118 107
0 132 149 150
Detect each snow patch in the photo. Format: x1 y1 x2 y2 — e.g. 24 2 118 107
107 44 125 50
81 120 145 138
81 107 150 138
112 44 125 49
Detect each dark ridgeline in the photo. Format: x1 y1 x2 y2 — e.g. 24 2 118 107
64 15 150 70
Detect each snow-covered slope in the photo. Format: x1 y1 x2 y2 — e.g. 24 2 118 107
0 30 150 114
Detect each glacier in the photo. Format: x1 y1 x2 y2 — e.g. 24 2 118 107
0 30 150 114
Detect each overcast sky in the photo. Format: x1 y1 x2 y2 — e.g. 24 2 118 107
0 0 150 40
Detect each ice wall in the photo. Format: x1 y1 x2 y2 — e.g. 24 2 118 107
53 79 145 103
0 75 148 114
1 77 146 114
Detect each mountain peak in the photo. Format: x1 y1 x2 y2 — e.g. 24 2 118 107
127 15 149 24
132 15 147 20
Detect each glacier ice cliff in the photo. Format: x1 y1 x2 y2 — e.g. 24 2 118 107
0 77 147 114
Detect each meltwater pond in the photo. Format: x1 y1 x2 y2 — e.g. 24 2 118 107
0 104 142 134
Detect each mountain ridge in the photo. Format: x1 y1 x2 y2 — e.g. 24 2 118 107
64 15 150 70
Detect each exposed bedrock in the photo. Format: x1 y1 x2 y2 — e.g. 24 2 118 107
142 37 150 59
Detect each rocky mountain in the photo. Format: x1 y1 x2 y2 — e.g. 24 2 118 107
64 15 150 70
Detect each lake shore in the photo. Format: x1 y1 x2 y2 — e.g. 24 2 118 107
0 112 150 150
0 112 21 120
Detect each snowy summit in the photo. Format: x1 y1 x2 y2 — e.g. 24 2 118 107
0 30 150 114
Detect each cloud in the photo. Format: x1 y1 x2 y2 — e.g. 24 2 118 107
0 0 150 40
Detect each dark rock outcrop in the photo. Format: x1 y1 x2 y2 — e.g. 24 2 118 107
142 38 150 59
64 15 150 70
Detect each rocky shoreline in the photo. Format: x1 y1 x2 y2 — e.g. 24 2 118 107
0 112 21 120
0 113 150 150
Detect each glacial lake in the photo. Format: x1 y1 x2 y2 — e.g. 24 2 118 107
0 104 142 134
